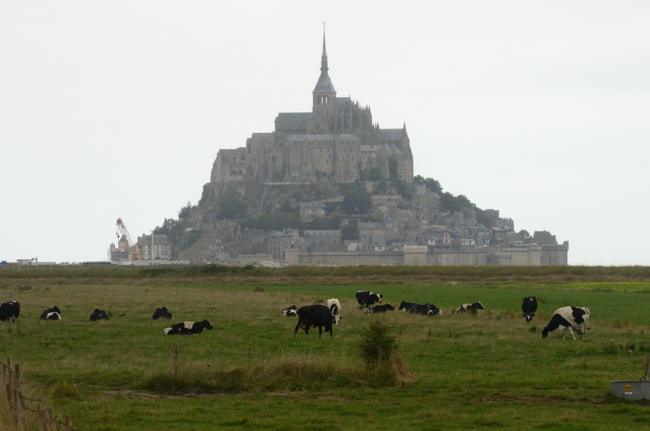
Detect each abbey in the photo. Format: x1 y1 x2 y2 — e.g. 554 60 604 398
210 32 413 186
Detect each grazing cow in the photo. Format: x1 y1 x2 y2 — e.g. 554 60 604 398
152 307 172 320
89 309 109 321
326 298 342 324
0 301 20 322
521 296 538 322
455 302 485 315
294 304 336 338
355 291 382 308
40 306 61 320
164 320 213 335
371 304 395 313
542 306 590 340
398 301 440 316
281 305 298 317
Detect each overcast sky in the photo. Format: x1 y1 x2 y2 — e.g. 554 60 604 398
1 1 649 265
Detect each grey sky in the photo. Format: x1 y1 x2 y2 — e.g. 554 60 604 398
1 1 648 264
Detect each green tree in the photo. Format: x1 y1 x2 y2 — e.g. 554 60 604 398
342 220 359 240
342 186 372 215
216 191 248 220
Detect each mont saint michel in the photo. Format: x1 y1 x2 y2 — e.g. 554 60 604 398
112 31 568 266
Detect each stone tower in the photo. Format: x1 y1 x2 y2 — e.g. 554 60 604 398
312 28 336 125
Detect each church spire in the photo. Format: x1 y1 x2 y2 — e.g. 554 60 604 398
321 23 329 72
313 23 336 97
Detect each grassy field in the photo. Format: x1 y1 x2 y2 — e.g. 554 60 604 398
0 266 649 430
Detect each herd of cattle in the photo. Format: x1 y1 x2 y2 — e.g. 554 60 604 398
0 291 591 340
282 291 591 340
0 301 213 336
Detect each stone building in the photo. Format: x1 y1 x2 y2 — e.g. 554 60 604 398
137 234 172 261
206 30 413 198
299 202 326 221
268 229 300 260
303 230 342 252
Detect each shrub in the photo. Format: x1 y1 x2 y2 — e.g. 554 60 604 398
53 382 80 398
359 320 397 367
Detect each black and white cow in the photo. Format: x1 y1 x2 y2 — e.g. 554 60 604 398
542 306 590 340
164 320 213 335
0 301 20 322
371 304 395 313
152 307 173 320
521 296 538 322
281 305 298 317
398 301 440 316
356 291 382 309
326 298 341 324
294 304 336 338
89 309 109 321
455 302 485 315
40 306 61 320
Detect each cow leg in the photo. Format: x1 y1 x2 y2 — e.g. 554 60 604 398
294 321 300 335
318 326 322 338
567 326 576 340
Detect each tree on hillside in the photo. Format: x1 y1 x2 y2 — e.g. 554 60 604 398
216 191 248 220
342 186 372 215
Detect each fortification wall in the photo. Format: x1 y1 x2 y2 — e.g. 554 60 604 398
285 244 568 267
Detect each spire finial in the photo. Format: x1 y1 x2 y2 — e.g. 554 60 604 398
321 22 328 72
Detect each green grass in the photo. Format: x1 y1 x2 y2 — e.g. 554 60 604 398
0 268 649 430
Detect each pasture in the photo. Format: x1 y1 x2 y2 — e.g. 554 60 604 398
0 266 649 430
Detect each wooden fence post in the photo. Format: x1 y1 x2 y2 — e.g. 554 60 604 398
18 391 27 431
644 354 650 381
64 415 72 431
171 343 179 379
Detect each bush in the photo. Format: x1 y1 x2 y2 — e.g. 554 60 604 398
359 320 397 367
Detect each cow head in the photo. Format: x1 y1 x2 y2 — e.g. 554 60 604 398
197 320 213 331
329 304 341 324
282 305 297 316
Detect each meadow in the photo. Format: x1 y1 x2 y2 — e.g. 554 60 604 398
0 266 649 430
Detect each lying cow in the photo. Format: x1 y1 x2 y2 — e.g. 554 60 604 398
326 298 341 324
152 306 172 320
281 305 298 317
542 306 590 340
294 304 336 338
356 291 382 309
89 309 109 321
455 302 485 315
40 306 61 320
521 296 538 322
371 304 395 313
399 301 440 316
0 301 20 322
164 320 213 335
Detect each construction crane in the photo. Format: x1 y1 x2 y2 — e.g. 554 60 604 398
115 218 141 260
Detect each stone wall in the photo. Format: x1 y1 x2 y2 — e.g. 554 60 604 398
285 243 569 267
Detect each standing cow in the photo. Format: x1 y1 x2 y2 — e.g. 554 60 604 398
521 296 538 322
355 291 382 309
294 304 336 338
0 301 20 322
326 298 341 324
542 306 590 340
